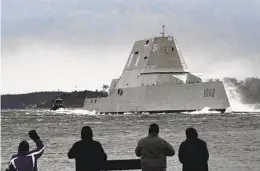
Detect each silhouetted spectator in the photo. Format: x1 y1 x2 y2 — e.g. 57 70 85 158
178 128 209 171
7 130 44 171
68 126 107 171
135 123 175 171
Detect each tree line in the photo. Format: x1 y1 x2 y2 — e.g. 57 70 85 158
1 90 105 109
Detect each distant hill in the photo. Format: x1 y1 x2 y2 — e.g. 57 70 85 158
1 90 106 109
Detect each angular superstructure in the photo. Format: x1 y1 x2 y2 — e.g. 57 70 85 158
84 28 230 113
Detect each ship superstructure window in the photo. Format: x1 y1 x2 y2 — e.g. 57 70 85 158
146 40 149 45
172 47 174 51
117 89 123 96
135 51 139 55
144 56 147 59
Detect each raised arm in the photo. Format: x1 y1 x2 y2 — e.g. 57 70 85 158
28 130 44 159
29 139 44 159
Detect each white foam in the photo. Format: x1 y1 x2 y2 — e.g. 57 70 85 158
182 107 221 114
223 81 260 113
51 108 97 115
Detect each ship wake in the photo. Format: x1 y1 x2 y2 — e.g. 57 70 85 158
181 107 221 114
51 108 97 115
223 81 260 113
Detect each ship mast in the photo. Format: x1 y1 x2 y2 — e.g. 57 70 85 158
160 25 165 37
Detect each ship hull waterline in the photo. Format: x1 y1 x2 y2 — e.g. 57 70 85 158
84 81 230 114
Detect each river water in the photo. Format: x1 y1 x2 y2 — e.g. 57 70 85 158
1 109 260 171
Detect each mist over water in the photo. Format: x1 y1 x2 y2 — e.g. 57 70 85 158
223 81 260 113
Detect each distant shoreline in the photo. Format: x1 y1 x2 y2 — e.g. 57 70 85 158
1 90 105 109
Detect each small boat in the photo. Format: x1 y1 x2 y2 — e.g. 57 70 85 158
50 96 65 111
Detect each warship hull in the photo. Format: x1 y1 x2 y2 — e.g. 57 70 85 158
84 81 230 113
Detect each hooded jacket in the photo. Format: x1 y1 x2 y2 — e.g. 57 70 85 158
178 138 209 171
8 139 44 171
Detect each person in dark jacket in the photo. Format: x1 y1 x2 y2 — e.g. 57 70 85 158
178 128 209 171
7 130 44 171
135 123 175 171
68 126 107 171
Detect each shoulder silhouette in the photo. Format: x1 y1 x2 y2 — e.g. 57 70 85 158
178 127 209 171
135 123 175 171
68 126 107 171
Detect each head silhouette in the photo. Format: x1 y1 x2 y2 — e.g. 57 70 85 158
149 123 159 135
18 141 29 153
186 127 198 139
81 126 93 141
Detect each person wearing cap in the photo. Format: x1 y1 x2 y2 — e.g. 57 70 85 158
7 130 44 171
178 127 209 171
135 123 175 171
68 126 107 171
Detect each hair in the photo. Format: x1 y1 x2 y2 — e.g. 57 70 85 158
81 126 93 141
185 127 198 139
149 123 159 135
18 141 29 153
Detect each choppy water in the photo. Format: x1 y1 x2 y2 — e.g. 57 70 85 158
1 109 260 171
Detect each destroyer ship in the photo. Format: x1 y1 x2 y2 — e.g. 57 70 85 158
84 26 230 114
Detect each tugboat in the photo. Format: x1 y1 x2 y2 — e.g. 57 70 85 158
50 96 65 111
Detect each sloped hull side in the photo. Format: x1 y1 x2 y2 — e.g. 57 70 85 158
84 81 230 113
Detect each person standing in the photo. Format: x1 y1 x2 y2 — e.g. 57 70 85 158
178 127 209 171
7 130 44 171
135 123 175 171
68 126 107 171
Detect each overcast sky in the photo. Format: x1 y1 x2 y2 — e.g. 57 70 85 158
2 0 260 94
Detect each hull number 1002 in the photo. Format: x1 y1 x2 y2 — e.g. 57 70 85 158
203 88 215 97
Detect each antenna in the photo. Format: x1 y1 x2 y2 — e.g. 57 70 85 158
160 25 165 37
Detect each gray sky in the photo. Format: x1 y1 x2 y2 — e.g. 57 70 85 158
2 0 260 94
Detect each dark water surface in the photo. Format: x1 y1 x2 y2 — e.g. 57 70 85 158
1 109 260 171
